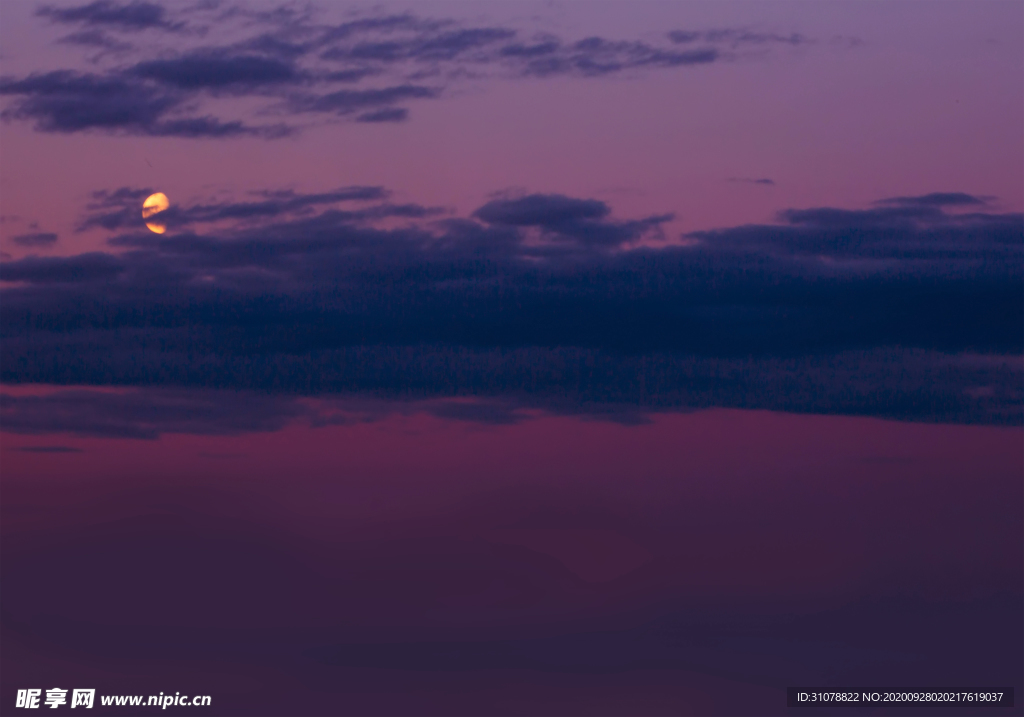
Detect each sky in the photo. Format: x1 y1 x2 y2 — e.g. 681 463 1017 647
1 1 1022 715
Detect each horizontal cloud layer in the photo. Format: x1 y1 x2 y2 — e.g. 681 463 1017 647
1 188 1020 431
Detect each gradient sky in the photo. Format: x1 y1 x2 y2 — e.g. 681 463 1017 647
1 1 1022 715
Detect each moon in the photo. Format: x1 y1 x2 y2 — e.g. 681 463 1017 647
142 192 169 234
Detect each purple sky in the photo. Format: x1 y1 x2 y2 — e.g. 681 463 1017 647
1 1 1022 715
1 1 1021 258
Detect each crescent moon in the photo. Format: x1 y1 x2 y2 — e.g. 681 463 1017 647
142 192 169 234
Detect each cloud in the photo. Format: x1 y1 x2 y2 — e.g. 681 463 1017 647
474 194 610 226
130 54 299 90
0 389 312 439
543 38 717 77
877 192 987 208
728 177 774 186
76 185 392 232
11 232 58 247
679 196 1023 261
1 7 817 137
36 1 179 32
0 252 124 283
0 70 290 137
0 71 178 132
323 27 516 63
669 29 810 46
4 346 1021 438
474 193 668 249
1 189 1020 428
0 388 534 438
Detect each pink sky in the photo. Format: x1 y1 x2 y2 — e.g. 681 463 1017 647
1 1 1020 258
1 3 1021 713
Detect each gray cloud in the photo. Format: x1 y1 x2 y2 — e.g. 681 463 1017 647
877 192 987 208
1 6 817 137
475 194 610 226
0 70 292 138
1 347 1020 439
130 54 300 90
0 389 310 439
11 232 58 247
728 177 774 186
473 194 667 250
0 252 124 283
0 71 178 132
75 185 396 232
36 1 179 32
669 29 811 46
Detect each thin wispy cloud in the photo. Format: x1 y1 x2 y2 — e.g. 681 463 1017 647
11 232 58 247
727 177 775 186
1 2 827 137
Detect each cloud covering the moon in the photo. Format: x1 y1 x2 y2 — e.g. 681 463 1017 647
142 191 168 233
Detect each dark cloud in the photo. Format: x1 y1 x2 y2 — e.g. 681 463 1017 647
76 185 392 232
6 344 1023 438
131 54 299 90
669 29 810 46
691 199 1022 263
0 70 177 132
475 194 610 226
777 205 943 227
0 389 316 439
324 27 516 63
11 232 58 247
728 177 774 185
36 1 178 32
474 194 669 249
0 252 124 283
500 38 561 58
0 9 815 136
0 70 288 138
501 38 719 78
0 388 531 438
878 192 987 207
1 189 1020 427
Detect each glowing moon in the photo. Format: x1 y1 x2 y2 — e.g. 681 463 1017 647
142 192 169 234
